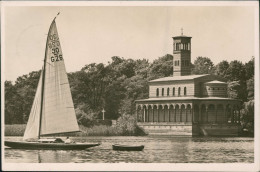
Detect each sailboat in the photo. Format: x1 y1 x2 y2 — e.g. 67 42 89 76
5 15 100 150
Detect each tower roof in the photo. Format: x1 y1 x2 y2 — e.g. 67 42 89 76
172 35 192 39
173 28 192 38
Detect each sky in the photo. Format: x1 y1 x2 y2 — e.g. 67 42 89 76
2 2 258 82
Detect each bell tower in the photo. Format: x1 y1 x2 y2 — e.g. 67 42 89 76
172 29 192 76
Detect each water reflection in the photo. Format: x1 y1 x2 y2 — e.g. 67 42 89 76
5 136 254 163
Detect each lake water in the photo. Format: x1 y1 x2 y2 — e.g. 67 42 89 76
4 136 254 163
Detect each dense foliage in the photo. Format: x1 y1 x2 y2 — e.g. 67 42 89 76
5 55 254 133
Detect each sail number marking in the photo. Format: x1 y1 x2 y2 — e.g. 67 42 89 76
51 48 63 62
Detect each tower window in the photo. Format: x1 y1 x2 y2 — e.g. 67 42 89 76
162 88 164 96
167 88 170 96
173 87 175 96
178 87 181 96
156 88 159 97
178 60 180 66
184 87 187 96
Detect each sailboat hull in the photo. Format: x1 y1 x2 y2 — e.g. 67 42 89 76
5 141 100 150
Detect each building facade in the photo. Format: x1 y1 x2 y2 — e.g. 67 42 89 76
135 34 241 136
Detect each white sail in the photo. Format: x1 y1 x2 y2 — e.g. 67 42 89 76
41 20 79 135
23 72 43 140
23 19 79 140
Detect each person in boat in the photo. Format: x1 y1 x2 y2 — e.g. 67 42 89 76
65 137 73 144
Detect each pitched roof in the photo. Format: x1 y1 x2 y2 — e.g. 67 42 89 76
149 74 209 83
205 80 227 84
136 96 240 102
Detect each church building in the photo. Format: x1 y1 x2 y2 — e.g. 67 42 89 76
135 33 241 136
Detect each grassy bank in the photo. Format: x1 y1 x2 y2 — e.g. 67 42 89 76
4 124 146 137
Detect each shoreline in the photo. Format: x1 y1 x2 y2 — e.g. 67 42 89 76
4 124 147 137
4 124 253 137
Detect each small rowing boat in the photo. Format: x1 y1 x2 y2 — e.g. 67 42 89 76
112 144 144 151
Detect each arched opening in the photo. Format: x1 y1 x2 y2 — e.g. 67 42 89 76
175 105 181 122
144 106 148 122
186 104 192 122
156 88 159 97
184 87 187 96
208 104 215 123
181 104 186 122
136 105 142 122
148 105 153 122
178 87 181 96
162 88 164 96
154 106 159 122
173 87 175 96
164 105 169 122
158 105 164 122
169 105 174 122
167 88 170 96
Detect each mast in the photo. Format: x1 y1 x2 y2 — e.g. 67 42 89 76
38 15 59 139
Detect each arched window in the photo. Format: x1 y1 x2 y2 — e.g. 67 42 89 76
167 88 170 96
156 88 159 97
184 87 187 96
173 87 175 96
178 87 181 96
162 88 164 96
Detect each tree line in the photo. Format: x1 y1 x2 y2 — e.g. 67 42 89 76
5 55 254 131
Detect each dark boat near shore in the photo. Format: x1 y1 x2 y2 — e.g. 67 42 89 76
112 144 144 151
4 14 100 150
